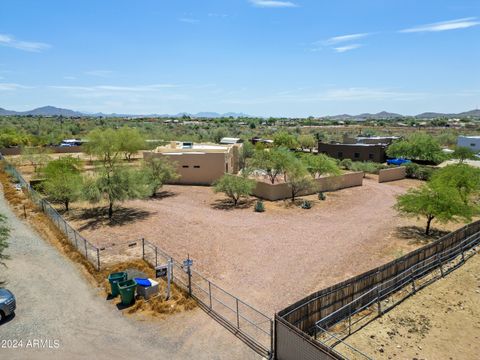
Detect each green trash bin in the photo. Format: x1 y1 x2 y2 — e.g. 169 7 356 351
118 279 137 305
108 272 127 297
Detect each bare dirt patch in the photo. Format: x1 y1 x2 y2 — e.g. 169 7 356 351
63 177 468 314
343 252 480 359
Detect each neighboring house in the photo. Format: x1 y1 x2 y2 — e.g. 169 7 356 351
457 136 480 153
355 136 400 145
251 137 274 146
317 142 387 163
143 141 242 185
219 137 243 145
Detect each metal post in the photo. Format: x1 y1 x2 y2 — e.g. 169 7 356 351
187 264 192 297
411 269 416 293
208 281 212 309
166 259 171 300
270 319 274 355
170 257 174 279
155 246 158 267
142 238 145 260
461 245 465 262
438 254 444 277
74 231 78 249
236 298 240 329
376 286 381 315
84 239 88 260
97 248 100 271
348 303 352 335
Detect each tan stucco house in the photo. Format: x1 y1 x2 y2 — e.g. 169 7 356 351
143 141 242 185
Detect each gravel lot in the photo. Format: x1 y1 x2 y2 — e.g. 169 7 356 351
64 176 463 314
0 187 260 360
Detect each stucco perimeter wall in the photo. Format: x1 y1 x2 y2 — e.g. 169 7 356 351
253 171 364 201
144 151 227 185
378 166 406 183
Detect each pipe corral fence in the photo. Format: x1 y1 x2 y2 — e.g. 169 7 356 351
0 156 273 358
275 220 480 360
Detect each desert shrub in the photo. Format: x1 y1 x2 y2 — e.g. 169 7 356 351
405 163 434 181
301 200 312 209
318 192 326 201
254 200 265 212
339 158 353 170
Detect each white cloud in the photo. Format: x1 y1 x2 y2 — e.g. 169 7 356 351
322 33 370 45
179 18 200 24
400 17 480 33
334 44 362 53
84 70 114 78
249 0 298 8
0 83 32 91
0 33 50 52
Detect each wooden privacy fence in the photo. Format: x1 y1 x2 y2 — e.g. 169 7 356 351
278 220 480 334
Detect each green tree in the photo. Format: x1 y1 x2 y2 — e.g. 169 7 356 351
452 146 476 163
250 147 295 184
298 134 316 152
84 166 150 219
239 141 255 169
143 157 179 197
42 157 83 211
395 183 476 235
84 128 121 167
302 153 340 179
117 127 145 161
0 214 10 268
21 147 51 174
386 133 445 164
273 132 299 149
284 159 316 202
430 164 480 205
213 174 255 206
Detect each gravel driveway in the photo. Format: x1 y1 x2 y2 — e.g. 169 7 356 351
0 188 259 360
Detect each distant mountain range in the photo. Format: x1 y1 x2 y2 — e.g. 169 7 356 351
0 106 479 120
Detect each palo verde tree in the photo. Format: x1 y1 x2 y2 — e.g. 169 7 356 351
395 182 476 236
298 134 316 152
142 156 179 197
117 127 145 161
273 131 299 149
83 166 151 219
250 147 294 184
83 128 150 218
21 146 52 174
284 157 316 202
430 164 480 205
452 146 477 164
301 153 340 179
42 156 83 211
386 133 446 164
213 174 255 207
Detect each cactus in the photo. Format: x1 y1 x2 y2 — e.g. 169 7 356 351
254 200 265 212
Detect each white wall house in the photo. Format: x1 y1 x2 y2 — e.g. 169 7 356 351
457 136 480 153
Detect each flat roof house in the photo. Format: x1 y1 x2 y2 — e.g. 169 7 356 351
457 136 480 153
318 141 387 163
143 141 242 185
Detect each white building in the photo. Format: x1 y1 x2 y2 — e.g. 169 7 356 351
457 136 480 153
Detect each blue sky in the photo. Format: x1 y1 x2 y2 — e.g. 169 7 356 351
1 0 479 117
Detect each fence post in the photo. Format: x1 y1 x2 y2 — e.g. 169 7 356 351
142 238 145 260
348 303 352 335
236 298 240 329
411 268 416 293
438 254 444 277
170 257 174 279
74 230 78 249
187 265 192 297
97 248 100 271
376 285 381 315
208 281 212 309
84 238 88 260
155 246 158 267
270 319 274 356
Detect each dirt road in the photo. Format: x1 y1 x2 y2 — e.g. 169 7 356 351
0 188 260 360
